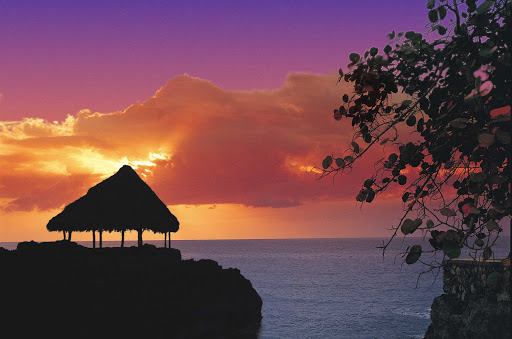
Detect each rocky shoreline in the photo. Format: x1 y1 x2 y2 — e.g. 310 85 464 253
0 241 262 338
424 259 510 339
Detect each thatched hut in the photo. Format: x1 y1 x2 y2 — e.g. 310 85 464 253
47 165 179 248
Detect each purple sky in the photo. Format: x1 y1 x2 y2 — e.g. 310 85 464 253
0 0 428 121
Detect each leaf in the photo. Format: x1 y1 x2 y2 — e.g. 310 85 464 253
444 246 461 259
440 207 457 217
338 68 344 76
428 9 438 23
413 218 422 228
356 191 367 202
351 142 360 153
322 156 333 169
426 220 434 228
398 175 407 185
404 31 415 39
401 100 412 107
475 238 484 247
335 158 345 167
344 156 355 163
483 246 493 261
365 190 376 203
334 109 342 121
406 245 422 264
485 220 501 231
490 106 511 119
438 6 447 20
478 133 495 147
363 179 374 188
343 94 349 103
426 0 435 10
387 30 395 40
449 118 469 129
406 115 416 126
369 47 378 56
384 45 392 54
388 153 398 163
436 25 447 35
349 53 360 63
401 219 416 235
479 80 493 96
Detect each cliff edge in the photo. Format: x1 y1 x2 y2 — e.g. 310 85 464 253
0 241 262 338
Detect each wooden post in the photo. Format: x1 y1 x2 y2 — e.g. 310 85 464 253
121 230 125 248
168 231 171 248
63 230 66 240
92 231 96 248
68 231 72 241
164 232 167 248
99 230 103 248
137 229 143 247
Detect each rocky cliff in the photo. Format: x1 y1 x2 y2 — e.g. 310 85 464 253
0 241 262 338
424 259 510 339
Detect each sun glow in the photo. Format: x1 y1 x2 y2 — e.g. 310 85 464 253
71 150 173 177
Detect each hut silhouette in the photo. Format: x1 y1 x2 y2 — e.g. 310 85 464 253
47 165 179 248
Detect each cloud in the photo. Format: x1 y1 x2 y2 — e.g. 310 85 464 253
0 73 389 212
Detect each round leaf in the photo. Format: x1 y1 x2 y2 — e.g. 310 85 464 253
485 220 500 231
440 207 457 217
335 158 345 167
428 9 438 23
322 156 333 169
401 219 416 235
398 175 407 185
483 246 493 261
406 245 422 264
478 133 495 147
349 53 360 63
351 142 360 153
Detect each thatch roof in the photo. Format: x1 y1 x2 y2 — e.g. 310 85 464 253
47 165 179 234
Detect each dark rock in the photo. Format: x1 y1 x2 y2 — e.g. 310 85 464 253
425 294 510 339
424 259 510 339
0 241 262 338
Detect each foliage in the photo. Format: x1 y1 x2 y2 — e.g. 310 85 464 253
322 0 511 265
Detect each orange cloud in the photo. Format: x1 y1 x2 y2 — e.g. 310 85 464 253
1 73 386 214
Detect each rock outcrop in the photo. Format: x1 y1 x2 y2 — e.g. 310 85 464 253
424 259 510 339
0 241 262 338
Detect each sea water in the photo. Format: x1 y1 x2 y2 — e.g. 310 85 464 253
1 237 509 338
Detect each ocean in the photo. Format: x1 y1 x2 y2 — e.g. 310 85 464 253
1 237 509 339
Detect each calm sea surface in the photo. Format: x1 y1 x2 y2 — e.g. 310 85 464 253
1 237 509 339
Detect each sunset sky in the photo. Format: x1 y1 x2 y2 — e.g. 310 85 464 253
1 0 434 241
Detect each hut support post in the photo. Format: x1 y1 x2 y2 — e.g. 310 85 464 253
137 229 143 247
63 230 66 240
99 230 103 248
168 232 171 248
68 231 72 241
164 232 167 248
92 231 96 248
121 230 125 248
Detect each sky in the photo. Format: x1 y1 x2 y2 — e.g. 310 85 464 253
0 0 437 241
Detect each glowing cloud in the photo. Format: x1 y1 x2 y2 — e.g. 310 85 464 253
1 73 385 213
